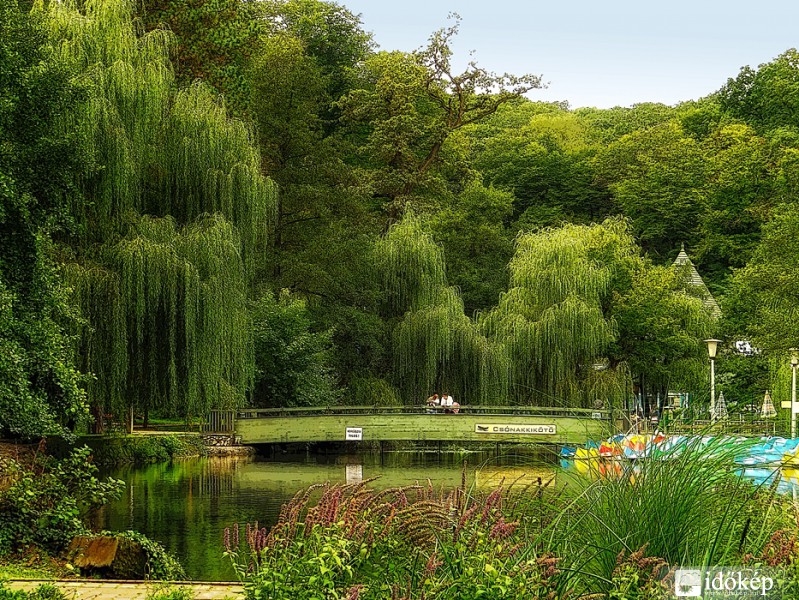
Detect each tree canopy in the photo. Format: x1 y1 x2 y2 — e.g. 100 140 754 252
4 0 799 435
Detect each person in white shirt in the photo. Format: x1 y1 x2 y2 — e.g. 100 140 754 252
441 391 460 413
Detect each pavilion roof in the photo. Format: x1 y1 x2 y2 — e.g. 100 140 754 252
672 244 722 319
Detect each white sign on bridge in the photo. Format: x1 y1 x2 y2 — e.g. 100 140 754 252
345 427 363 441
474 424 556 435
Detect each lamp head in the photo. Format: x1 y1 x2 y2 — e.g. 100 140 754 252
704 338 723 359
791 348 799 367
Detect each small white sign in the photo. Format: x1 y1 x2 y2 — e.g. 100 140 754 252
345 464 363 484
345 427 363 441
591 412 603 420
781 401 792 409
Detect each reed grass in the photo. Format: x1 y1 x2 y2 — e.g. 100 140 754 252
547 437 783 594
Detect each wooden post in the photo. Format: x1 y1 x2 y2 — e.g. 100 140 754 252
128 405 134 434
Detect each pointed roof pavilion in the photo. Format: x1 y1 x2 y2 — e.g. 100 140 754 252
672 244 721 319
761 390 776 419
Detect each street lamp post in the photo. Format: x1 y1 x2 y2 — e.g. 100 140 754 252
705 339 722 423
791 350 799 438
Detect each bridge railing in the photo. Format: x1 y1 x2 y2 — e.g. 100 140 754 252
203 410 235 433
233 405 616 419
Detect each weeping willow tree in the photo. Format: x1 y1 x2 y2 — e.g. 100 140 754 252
481 218 712 408
42 0 275 425
481 219 632 407
43 0 275 266
376 216 508 404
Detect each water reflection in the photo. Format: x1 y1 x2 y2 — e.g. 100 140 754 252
94 449 559 581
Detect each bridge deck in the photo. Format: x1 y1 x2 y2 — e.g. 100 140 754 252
232 406 615 445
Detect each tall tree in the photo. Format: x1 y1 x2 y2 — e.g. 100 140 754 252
136 0 263 113
718 49 799 132
376 215 508 404
481 219 711 407
339 16 542 221
729 203 799 351
45 0 276 425
260 0 373 108
470 106 612 228
0 0 88 437
594 122 708 260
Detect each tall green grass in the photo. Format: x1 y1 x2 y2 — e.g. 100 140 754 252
546 437 783 594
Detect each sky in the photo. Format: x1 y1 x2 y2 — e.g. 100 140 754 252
340 0 799 109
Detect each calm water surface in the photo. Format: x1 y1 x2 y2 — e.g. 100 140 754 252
93 450 556 581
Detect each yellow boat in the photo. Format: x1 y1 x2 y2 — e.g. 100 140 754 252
575 446 599 460
783 450 799 468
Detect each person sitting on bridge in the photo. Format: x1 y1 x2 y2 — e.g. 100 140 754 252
426 393 440 413
441 392 459 414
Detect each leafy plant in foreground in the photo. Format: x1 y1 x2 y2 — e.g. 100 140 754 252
0 447 123 554
224 475 565 599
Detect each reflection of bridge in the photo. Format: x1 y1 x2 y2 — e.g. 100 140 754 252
207 406 618 445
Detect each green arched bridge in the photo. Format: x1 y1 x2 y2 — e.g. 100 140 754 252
206 406 620 445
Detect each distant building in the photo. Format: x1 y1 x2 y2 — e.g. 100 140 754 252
672 244 721 319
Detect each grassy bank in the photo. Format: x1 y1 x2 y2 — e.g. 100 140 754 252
47 434 208 466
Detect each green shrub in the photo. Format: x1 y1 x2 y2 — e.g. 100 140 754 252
0 447 123 554
90 435 207 466
0 583 67 600
111 531 186 580
225 480 564 599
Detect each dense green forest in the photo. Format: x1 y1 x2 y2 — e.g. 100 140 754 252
2 0 799 437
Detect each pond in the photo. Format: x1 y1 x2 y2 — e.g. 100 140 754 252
92 449 558 581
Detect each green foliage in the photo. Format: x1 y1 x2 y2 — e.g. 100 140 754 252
69 214 254 421
6 0 799 429
0 273 86 438
89 435 206 466
730 203 799 351
719 49 799 132
0 447 123 554
136 0 263 114
0 0 89 438
41 0 276 423
347 376 400 407
610 264 711 394
428 182 514 313
0 583 67 600
377 216 509 404
251 291 339 407
693 124 778 283
552 439 782 597
338 16 541 220
471 106 612 227
482 219 632 406
112 531 186 580
594 122 707 259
